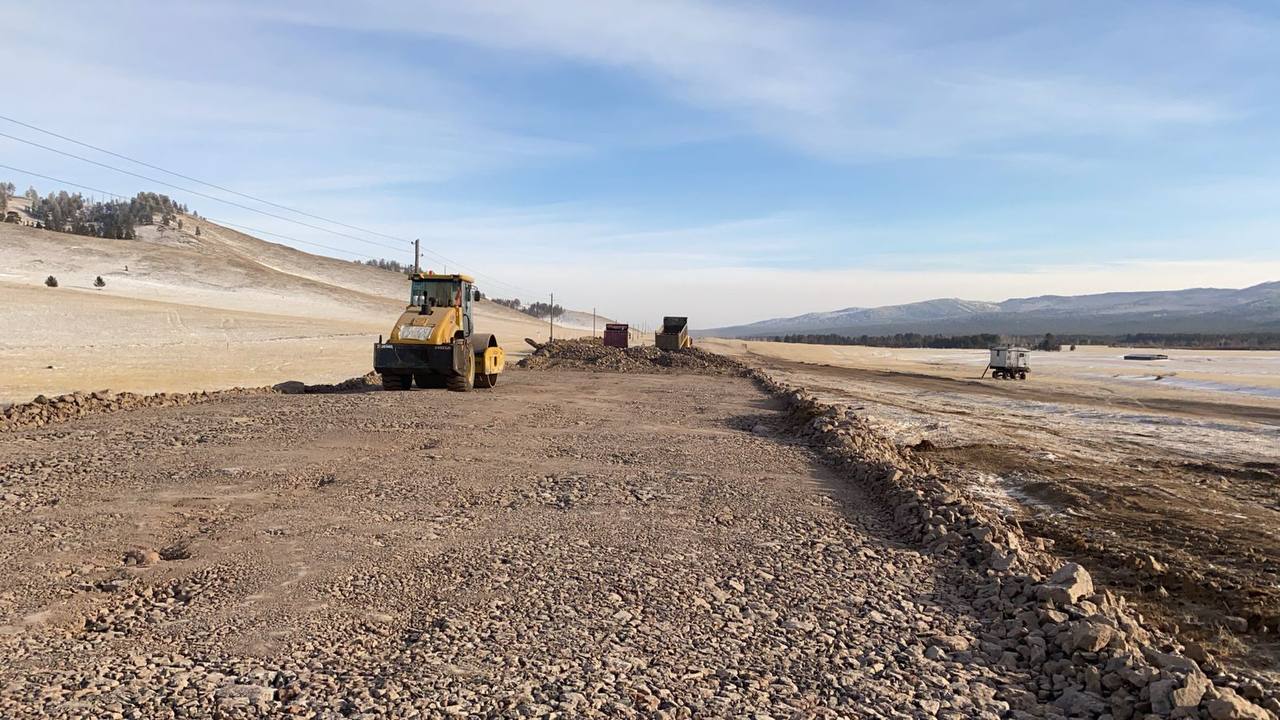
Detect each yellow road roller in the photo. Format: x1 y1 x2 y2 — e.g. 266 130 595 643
373 272 505 391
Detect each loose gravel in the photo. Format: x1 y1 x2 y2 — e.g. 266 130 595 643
0 364 1274 719
518 338 749 374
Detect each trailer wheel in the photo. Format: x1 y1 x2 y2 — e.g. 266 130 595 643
1018 371 1027 380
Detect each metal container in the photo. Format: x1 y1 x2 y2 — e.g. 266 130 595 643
655 316 691 350
603 323 630 348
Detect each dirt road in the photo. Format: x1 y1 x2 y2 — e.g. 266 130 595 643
1 369 1029 718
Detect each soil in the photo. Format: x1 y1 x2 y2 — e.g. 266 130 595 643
1 369 1036 717
703 341 1280 679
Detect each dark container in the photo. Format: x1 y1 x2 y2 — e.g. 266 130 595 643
603 323 630 348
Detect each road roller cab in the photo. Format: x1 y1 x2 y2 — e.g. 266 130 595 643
373 272 505 391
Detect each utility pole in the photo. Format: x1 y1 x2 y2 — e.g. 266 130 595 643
592 307 597 338
413 239 420 273
549 292 555 342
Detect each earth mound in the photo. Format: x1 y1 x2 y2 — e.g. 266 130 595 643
518 338 749 374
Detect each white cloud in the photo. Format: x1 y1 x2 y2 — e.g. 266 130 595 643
0 3 586 195
260 0 1235 159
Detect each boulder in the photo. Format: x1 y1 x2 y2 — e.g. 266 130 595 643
214 684 276 704
1039 562 1094 605
272 381 307 395
1170 673 1211 711
1150 673 1211 716
1207 688 1273 720
1070 619 1118 652
123 548 161 567
1054 688 1107 717
926 634 971 653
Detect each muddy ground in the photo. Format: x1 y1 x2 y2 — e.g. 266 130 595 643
1 369 1041 718
728 352 1280 680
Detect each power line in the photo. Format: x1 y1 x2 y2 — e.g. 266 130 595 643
1 113 413 245
0 130 408 254
0 115 542 298
0 163 371 258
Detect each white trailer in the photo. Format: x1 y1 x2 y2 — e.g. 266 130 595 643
985 346 1030 380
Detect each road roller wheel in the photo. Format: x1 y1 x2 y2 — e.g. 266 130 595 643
447 349 475 392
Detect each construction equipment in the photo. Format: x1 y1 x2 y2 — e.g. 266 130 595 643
373 272 505 391
655 316 692 351
603 323 630 349
983 346 1030 380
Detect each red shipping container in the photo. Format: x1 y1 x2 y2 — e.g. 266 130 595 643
603 323 629 348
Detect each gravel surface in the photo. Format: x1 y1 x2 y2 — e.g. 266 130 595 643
2 365 1275 719
1 369 1029 718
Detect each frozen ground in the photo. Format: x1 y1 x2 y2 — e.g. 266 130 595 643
703 338 1280 677
0 222 587 403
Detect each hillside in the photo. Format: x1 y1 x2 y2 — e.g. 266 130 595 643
0 216 583 402
705 283 1280 338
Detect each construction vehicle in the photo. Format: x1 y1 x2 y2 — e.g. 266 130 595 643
373 272 505 391
983 346 1029 380
655 316 692 350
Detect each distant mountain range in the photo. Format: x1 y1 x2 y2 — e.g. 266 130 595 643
703 282 1280 338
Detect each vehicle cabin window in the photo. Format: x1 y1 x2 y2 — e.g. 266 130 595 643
410 280 462 308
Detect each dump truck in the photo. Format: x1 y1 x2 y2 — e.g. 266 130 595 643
373 272 505 391
655 316 692 350
984 346 1029 380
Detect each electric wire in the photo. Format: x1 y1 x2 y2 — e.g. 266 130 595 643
0 116 542 298
0 163 373 260
1 113 416 245
0 130 407 254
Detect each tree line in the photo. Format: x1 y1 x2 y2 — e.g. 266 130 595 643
754 332 1005 349
356 258 416 275
752 331 1280 350
4 182 192 240
492 298 564 319
1067 333 1280 350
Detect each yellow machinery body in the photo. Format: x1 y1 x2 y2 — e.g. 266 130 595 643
655 316 692 351
373 272 505 391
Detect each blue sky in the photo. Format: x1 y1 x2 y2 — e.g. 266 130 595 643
2 0 1279 325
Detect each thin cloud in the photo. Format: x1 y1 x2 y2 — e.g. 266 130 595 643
260 0 1236 159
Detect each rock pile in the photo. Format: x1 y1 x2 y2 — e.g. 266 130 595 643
286 372 383 394
751 370 1278 719
2 373 384 433
519 338 749 374
0 387 274 432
